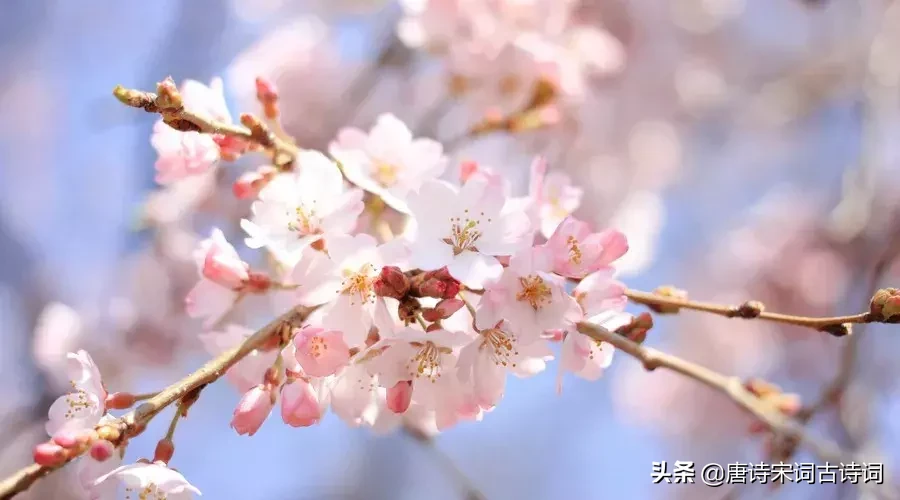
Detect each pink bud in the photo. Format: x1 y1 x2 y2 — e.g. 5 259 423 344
153 438 174 464
89 440 115 462
105 391 137 410
255 77 279 102
411 268 461 299
244 271 272 293
373 266 410 299
52 430 80 449
232 166 276 199
386 381 413 414
435 298 464 318
280 381 323 427
231 385 274 436
202 238 250 289
33 442 66 466
459 160 479 182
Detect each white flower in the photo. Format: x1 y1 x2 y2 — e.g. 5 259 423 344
241 150 363 265
46 350 107 437
94 461 201 499
329 113 447 214
407 178 532 289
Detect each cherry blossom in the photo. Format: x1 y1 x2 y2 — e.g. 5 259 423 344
232 384 276 436
290 326 350 377
241 150 364 265
46 350 107 438
529 157 583 238
558 311 633 390
94 461 201 500
185 229 258 327
544 216 629 279
329 113 447 213
457 318 553 409
281 378 330 427
407 178 532 288
572 269 628 318
150 78 231 185
319 234 406 346
480 246 580 342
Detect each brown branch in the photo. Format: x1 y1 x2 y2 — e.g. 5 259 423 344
575 321 850 463
623 288 876 337
0 305 313 500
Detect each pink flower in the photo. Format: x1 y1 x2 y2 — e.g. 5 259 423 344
407 178 532 288
185 229 251 327
572 269 627 318
231 384 275 436
329 113 447 214
330 362 382 427
291 326 350 377
94 461 200 499
480 246 580 342
557 311 632 391
242 150 364 265
46 350 107 438
386 381 413 414
544 216 629 279
150 78 231 185
456 319 553 408
528 157 583 238
281 379 328 427
284 246 345 307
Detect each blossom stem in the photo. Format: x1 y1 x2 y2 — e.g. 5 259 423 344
414 312 429 331
0 305 316 499
574 321 850 464
622 289 868 336
164 407 182 442
402 425 486 500
458 293 479 331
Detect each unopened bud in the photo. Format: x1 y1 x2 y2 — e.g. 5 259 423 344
649 286 687 314
255 77 280 120
153 438 175 464
155 77 183 110
410 268 461 299
52 430 80 449
244 271 272 294
459 160 480 183
421 298 464 322
215 135 251 161
373 266 410 299
33 442 67 466
233 166 277 199
90 440 116 462
386 381 413 414
112 85 156 110
106 391 137 410
871 288 900 322
240 113 275 148
734 300 765 319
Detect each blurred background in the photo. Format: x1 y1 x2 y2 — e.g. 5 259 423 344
1 0 899 498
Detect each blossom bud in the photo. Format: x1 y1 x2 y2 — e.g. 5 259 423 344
52 430 80 449
231 384 275 436
233 166 277 199
255 77 280 120
459 161 479 183
410 268 461 299
871 288 900 322
105 391 137 410
153 438 175 464
373 266 410 299
90 440 116 462
33 442 67 466
215 135 251 161
244 271 272 294
422 298 464 322
240 113 275 148
155 77 183 110
649 285 687 314
615 312 653 344
112 85 155 110
386 381 413 414
281 380 322 427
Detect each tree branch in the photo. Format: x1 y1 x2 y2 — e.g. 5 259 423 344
574 321 849 463
0 305 313 500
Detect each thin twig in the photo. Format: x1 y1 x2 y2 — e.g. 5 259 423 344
0 305 313 500
623 289 875 336
402 425 487 500
574 321 849 463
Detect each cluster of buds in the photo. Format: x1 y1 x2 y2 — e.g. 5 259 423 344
34 426 119 467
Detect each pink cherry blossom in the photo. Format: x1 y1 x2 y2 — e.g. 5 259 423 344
386 381 413 414
46 350 107 438
529 157 583 238
572 269 627 318
557 311 632 391
329 113 447 213
231 384 276 436
407 178 532 288
544 216 629 278
291 326 350 377
241 150 364 265
281 378 329 427
185 229 251 327
330 361 382 427
77 418 123 500
480 246 580 342
150 78 231 185
284 246 344 307
319 234 407 346
94 461 201 499
456 319 553 409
